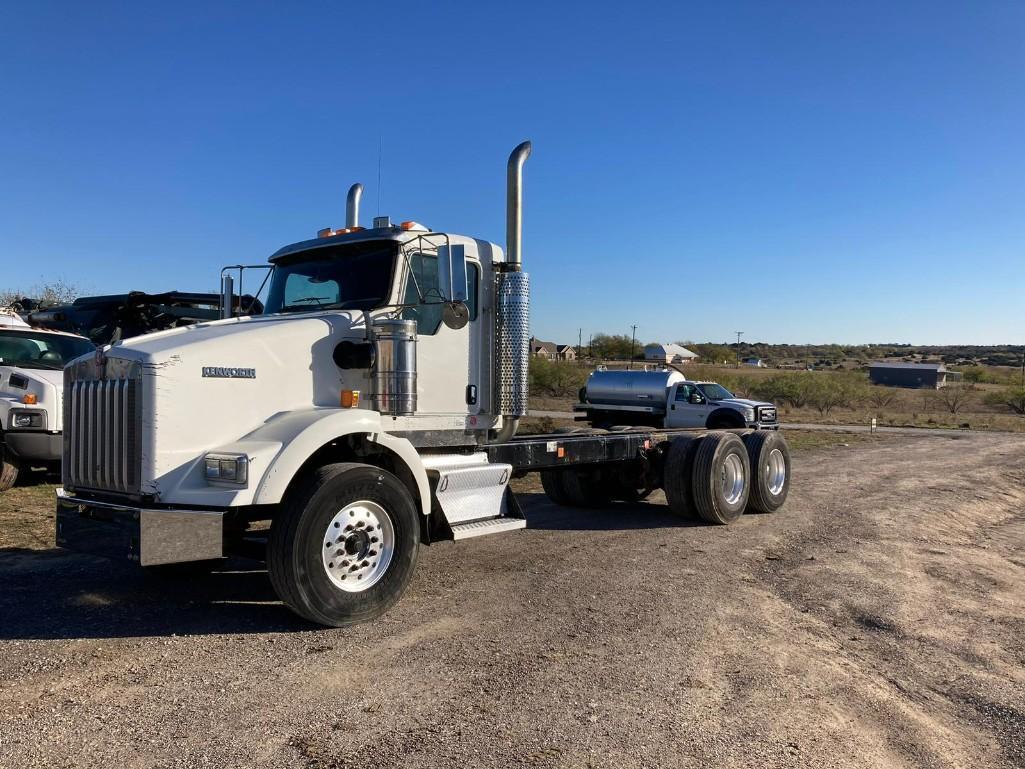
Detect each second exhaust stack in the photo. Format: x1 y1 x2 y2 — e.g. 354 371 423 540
346 183 363 229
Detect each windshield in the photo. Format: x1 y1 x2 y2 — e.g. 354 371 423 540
264 241 397 315
0 330 95 369
698 383 735 401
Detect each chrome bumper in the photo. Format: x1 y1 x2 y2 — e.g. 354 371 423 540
55 489 224 566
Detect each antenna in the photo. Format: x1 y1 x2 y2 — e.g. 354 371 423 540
377 134 383 216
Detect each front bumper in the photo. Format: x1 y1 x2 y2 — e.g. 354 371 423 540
5 431 62 462
55 489 224 566
750 422 780 431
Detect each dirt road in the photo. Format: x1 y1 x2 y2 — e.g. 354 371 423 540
1 432 1023 768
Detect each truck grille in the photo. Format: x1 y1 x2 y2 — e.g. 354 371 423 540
759 406 777 423
63 367 142 494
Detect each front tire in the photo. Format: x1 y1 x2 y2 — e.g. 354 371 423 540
268 463 420 627
0 444 19 492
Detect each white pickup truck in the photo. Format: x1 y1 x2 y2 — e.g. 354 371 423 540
576 369 779 431
0 318 95 490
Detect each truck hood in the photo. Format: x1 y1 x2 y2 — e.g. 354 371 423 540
101 311 366 364
712 398 773 409
71 310 374 498
1 366 64 431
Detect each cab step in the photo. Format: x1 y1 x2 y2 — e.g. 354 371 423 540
450 516 527 540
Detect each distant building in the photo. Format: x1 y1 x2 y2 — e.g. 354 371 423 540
644 343 698 364
530 337 575 360
742 357 766 368
869 362 960 389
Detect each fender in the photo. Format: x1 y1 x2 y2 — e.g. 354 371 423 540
237 408 430 513
705 407 747 428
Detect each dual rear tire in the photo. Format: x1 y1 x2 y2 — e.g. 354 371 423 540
664 430 791 524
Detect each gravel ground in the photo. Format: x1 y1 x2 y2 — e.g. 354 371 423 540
1 431 1023 768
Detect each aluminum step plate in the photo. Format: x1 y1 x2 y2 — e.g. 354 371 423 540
450 517 527 540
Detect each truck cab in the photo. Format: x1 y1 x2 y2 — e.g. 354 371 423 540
666 380 778 430
0 323 95 491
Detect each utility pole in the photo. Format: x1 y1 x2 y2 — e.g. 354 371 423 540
735 331 744 368
630 325 638 370
578 328 582 359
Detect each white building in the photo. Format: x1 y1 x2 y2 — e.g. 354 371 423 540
644 343 698 364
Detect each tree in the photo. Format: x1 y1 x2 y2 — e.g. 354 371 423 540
690 343 732 365
0 278 81 308
590 333 636 360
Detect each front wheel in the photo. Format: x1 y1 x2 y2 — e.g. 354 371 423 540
0 444 19 492
268 463 420 627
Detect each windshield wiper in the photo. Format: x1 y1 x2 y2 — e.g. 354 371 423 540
279 296 330 312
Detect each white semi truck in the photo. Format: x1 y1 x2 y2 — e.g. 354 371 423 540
55 143 792 626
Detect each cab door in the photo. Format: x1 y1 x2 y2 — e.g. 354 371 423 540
399 250 480 416
666 383 709 428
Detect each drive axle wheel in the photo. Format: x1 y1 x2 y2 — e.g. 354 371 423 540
540 469 572 505
691 432 750 525
663 435 702 519
742 431 791 513
268 463 419 627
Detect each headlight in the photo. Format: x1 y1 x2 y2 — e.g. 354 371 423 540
10 410 45 430
204 453 249 485
742 408 756 422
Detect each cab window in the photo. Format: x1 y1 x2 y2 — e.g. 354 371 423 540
675 384 694 402
401 253 479 335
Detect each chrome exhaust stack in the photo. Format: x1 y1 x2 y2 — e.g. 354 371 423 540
493 141 532 442
345 183 364 229
505 141 532 271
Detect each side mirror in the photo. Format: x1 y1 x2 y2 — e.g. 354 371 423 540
437 244 468 303
442 301 470 330
689 393 704 404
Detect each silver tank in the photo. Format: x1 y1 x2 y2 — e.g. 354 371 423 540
583 369 685 407
372 318 417 416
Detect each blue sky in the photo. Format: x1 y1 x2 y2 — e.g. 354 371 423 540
2 1 1023 345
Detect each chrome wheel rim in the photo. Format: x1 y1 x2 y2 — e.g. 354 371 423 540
322 500 394 592
766 448 786 495
721 452 746 506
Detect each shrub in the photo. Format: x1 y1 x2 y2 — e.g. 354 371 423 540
936 383 975 414
752 373 814 408
867 386 898 409
804 374 863 415
984 386 1025 415
529 358 587 399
